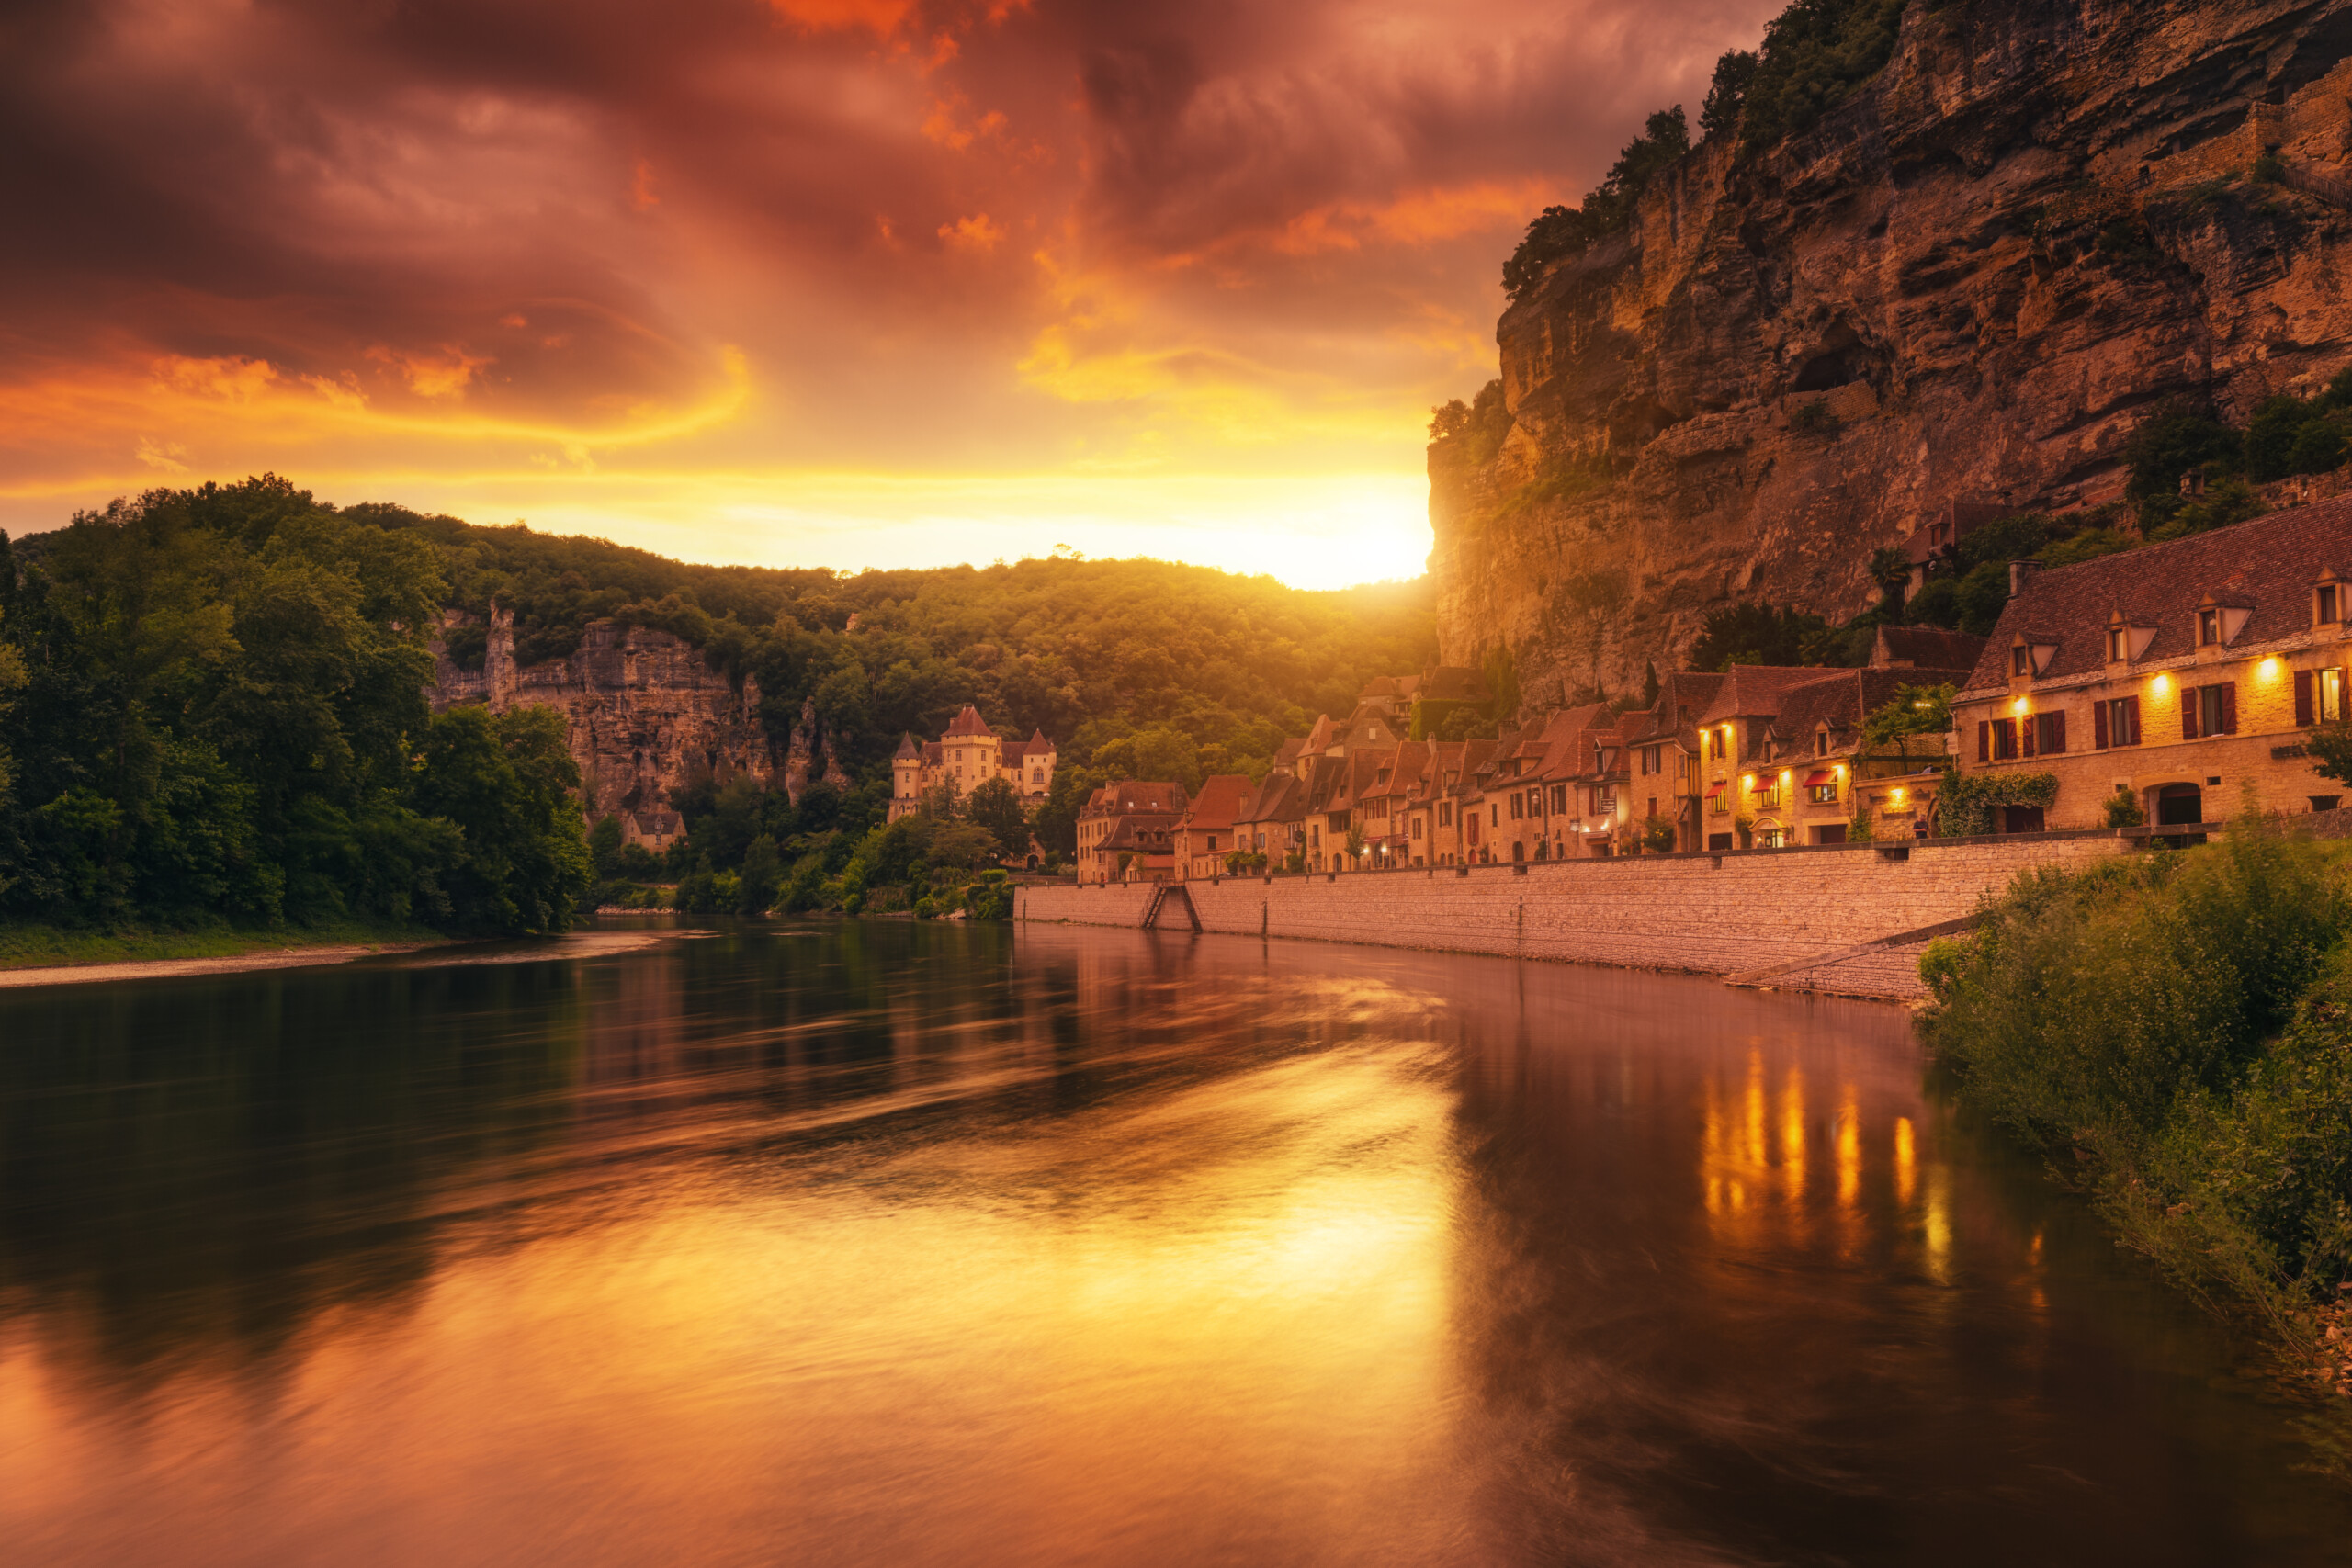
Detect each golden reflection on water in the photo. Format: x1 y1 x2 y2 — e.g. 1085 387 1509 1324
3 921 2350 1567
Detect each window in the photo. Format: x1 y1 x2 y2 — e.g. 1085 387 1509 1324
1642 745 1662 775
2184 682 2236 739
1815 730 1829 757
2297 667 2348 726
2011 645 2031 676
1206 835 1217 852
2199 607 2222 646
1753 781 1782 809
2095 696 2142 748
1709 792 1728 816
1807 781 1838 804
2323 585 2342 625
1510 792 1523 821
1439 802 1453 827
1411 818 1422 840
2031 712 2066 755
1550 784 1568 813
1981 717 2019 761
2108 626 2129 661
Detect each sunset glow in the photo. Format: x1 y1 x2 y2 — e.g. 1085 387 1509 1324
0 0 1781 583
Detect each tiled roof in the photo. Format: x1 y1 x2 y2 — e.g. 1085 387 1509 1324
1872 625 1988 671
1272 737 1306 772
1236 772 1307 825
922 741 944 765
893 733 921 761
1178 773 1254 831
1695 664 1844 725
1082 779 1190 816
1101 817 1180 852
944 704 994 738
1962 500 2352 694
1772 667 1973 746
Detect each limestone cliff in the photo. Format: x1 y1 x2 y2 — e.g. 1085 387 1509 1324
1432 0 2352 711
431 610 777 825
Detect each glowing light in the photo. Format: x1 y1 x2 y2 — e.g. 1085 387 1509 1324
2260 656 2281 678
1742 774 1755 788
2011 696 2029 713
1890 787 1905 805
2153 672 2171 694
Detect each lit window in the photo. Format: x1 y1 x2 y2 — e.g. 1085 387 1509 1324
2327 668 2347 723
2011 645 2032 676
2199 607 2221 645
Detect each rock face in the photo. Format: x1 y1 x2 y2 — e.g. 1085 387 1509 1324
431 610 774 824
1432 0 2352 712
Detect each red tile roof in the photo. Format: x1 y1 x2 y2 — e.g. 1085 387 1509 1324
1961 500 2352 694
1178 773 1254 831
944 704 994 738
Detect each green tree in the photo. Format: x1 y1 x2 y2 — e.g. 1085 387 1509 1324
1859 682 1955 768
967 775 1031 861
588 814 625 880
413 705 593 934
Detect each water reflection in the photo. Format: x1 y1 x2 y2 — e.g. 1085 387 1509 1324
0 920 2346 1566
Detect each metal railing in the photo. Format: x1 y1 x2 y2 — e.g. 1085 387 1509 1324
2285 160 2352 209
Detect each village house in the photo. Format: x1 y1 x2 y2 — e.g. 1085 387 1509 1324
1231 766 1309 870
1075 779 1188 884
889 705 1056 822
1405 739 1490 865
619 808 685 855
1693 666 1865 849
1173 773 1254 881
1955 501 2352 829
1766 665 1974 843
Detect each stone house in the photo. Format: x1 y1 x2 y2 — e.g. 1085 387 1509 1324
1232 770 1310 869
1173 773 1254 881
1611 671 1727 852
1405 739 1492 866
1075 780 1188 884
1356 741 1430 867
1954 501 2352 829
1766 666 1973 843
1695 666 1864 849
619 809 685 855
889 705 1056 822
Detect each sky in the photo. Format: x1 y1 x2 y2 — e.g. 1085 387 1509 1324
0 0 1780 589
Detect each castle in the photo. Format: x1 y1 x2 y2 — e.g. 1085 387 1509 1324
890 705 1057 821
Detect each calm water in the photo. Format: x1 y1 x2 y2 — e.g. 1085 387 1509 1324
2 920 2348 1566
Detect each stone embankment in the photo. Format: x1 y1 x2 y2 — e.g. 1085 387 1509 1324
1015 833 2134 1001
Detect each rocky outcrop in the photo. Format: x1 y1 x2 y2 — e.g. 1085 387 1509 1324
1433 0 2352 712
431 609 773 823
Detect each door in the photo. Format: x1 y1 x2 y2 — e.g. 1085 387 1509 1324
2155 784 2202 826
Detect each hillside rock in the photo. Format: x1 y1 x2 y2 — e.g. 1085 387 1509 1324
1432 0 2352 711
431 610 774 824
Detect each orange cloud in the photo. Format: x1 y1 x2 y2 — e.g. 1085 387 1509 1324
134 437 188 473
153 355 278 402
763 0 914 36
366 344 493 399
938 213 1005 253
1271 180 1556 257
631 158 659 210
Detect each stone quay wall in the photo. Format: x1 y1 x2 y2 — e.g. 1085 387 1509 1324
1015 834 2135 1001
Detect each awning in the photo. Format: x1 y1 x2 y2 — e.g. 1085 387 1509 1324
1705 782 1725 797
1803 770 1834 786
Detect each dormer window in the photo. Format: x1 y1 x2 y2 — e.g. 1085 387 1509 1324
2199 607 2222 645
2320 581 2343 626
1815 729 1829 757
2011 645 2032 676
2108 626 2128 660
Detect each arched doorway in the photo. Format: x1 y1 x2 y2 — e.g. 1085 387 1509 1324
2155 783 2203 826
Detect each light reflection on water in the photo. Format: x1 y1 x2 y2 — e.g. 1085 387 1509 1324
0 919 2346 1566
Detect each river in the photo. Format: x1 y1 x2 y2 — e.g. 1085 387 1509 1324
1 919 2346 1565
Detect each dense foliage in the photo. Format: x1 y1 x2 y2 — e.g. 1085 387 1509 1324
1501 107 1689 299
1720 0 1908 150
1922 824 2352 1454
0 482 590 934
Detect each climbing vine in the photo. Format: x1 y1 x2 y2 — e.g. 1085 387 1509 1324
1934 770 2060 837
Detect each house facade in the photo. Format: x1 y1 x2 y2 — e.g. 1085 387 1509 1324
1076 779 1188 883
890 705 1056 822
1174 774 1254 880
1954 502 2352 829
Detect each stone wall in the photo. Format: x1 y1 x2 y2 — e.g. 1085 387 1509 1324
1016 834 2134 1001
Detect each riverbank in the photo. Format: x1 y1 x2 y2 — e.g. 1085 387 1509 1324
0 920 449 987
1919 820 2352 1476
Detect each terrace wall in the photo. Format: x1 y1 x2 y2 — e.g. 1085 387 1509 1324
1014 834 2135 1001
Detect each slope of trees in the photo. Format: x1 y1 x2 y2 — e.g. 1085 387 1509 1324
0 482 590 934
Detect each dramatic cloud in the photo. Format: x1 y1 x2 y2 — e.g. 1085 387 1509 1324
0 0 1779 585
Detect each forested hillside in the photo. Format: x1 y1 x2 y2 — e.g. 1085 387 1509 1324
0 477 1433 931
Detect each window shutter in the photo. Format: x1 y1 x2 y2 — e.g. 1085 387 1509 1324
2123 694 2141 745
2222 681 2237 734
2050 711 2066 753
2298 670 2316 727
2183 692 2199 740
2094 701 2109 749
2021 717 2036 758
1977 720 1989 761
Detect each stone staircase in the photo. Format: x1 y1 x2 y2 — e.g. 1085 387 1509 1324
1140 883 1201 932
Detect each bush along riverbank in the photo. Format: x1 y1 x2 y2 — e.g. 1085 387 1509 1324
1920 806 2352 1475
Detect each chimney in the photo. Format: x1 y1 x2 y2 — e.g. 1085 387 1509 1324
2008 559 2041 598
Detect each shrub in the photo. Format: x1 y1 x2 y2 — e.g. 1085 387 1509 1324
2102 787 2146 829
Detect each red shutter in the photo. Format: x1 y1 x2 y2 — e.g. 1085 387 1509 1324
2049 711 2066 754
2094 700 2109 749
1977 720 1989 761
2221 681 2238 734
2021 716 2036 757
2297 670 2315 727
2123 694 2141 746
2183 690 2199 740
